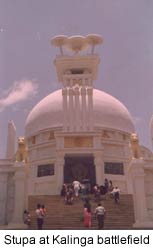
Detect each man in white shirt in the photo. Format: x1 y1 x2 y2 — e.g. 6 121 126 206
95 203 106 229
73 180 81 197
111 187 120 203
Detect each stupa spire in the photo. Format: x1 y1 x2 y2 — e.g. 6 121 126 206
51 34 103 55
51 34 103 132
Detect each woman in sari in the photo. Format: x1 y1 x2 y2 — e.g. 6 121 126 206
83 198 91 228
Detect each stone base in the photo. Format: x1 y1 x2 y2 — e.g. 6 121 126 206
129 158 144 168
0 223 28 230
133 221 153 229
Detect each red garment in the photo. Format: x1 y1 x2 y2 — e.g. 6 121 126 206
84 208 91 228
41 208 46 216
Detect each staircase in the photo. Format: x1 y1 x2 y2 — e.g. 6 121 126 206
28 194 135 229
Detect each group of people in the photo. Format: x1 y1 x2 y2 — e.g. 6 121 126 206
93 179 113 201
61 180 82 205
60 179 121 229
83 179 121 229
83 182 121 229
23 204 46 230
24 178 120 230
93 179 120 204
83 198 106 229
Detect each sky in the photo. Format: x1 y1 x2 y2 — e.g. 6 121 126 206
0 0 153 157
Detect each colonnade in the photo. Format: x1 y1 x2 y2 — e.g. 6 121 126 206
62 76 93 132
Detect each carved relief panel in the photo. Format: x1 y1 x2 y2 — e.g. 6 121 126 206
104 144 124 157
64 136 93 148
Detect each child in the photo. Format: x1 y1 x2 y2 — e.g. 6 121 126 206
23 210 31 227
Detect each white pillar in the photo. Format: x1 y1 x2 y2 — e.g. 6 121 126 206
10 163 27 228
0 173 8 224
129 159 153 228
70 78 73 87
62 88 68 131
81 86 87 131
27 165 36 195
6 120 16 159
87 87 93 131
69 87 74 131
74 86 80 131
94 152 104 185
88 78 92 87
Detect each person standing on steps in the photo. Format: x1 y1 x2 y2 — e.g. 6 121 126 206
94 203 106 229
65 185 74 205
83 198 92 228
35 203 44 230
104 178 109 193
73 179 81 197
108 180 114 192
111 186 120 204
23 210 31 228
41 204 46 216
60 183 67 197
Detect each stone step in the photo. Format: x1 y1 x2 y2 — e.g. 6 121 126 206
28 194 135 230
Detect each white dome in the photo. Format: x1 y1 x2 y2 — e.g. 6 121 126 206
25 89 135 137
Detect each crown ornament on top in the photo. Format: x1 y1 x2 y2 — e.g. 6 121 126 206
51 34 103 55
